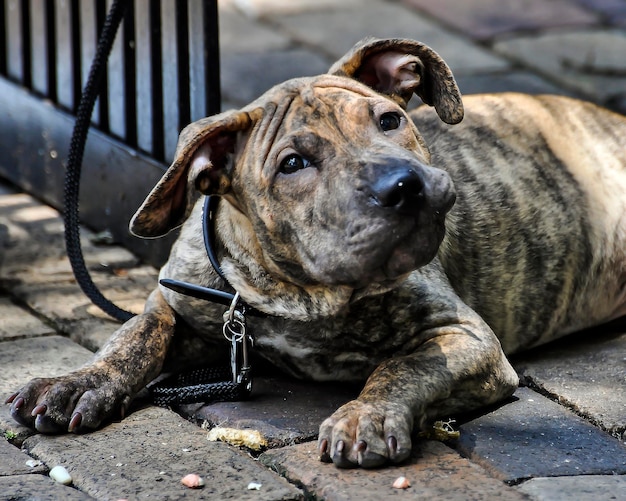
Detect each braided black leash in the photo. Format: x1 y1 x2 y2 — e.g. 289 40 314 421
63 1 254 406
150 366 249 407
64 0 134 322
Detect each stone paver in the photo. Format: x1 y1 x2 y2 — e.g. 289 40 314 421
0 190 157 350
516 474 626 500
225 0 375 18
183 376 359 447
455 388 626 482
494 29 626 102
0 336 93 397
454 71 579 98
0 295 56 341
0 474 94 501
261 440 530 500
514 329 626 440
402 0 598 40
269 1 509 74
23 406 303 501
221 49 332 106
0 437 46 476
219 1 291 53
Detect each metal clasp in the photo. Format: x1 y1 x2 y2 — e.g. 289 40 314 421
222 292 253 392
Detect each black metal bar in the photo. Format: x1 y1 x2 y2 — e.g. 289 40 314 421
123 0 137 147
175 0 190 131
45 0 56 103
0 1 7 75
95 0 109 133
70 0 81 112
20 0 32 88
149 0 164 160
204 0 220 116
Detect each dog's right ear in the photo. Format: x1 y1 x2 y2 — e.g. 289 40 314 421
329 37 463 124
130 109 260 238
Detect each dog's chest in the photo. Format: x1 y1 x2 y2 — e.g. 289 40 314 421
166 288 418 382
252 312 401 381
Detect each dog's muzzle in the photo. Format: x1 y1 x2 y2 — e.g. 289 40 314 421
369 160 456 217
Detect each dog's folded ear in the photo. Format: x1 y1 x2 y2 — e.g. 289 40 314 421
130 108 260 238
329 37 463 124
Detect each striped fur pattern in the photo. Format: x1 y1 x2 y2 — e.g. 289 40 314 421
8 38 625 471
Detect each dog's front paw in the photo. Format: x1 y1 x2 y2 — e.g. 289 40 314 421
6 372 131 434
318 399 413 468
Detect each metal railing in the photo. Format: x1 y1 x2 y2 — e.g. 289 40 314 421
1 0 221 164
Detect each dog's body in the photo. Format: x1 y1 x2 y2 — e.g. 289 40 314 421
8 38 626 469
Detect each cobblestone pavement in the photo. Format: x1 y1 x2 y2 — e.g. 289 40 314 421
1 0 625 499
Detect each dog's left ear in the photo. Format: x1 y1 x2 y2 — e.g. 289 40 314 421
130 108 261 238
329 38 463 124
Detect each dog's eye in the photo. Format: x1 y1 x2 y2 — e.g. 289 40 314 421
280 154 311 174
380 112 402 132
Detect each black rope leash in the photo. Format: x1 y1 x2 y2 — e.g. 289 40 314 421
152 197 257 407
64 0 134 323
63 2 255 406
150 366 248 407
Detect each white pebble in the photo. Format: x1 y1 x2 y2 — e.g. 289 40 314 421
392 476 410 489
49 465 72 485
247 482 262 490
181 473 205 489
25 459 42 468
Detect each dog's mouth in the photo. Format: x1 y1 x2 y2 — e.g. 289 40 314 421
364 215 447 284
294 206 448 290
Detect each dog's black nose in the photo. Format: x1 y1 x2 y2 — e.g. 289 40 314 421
372 168 424 213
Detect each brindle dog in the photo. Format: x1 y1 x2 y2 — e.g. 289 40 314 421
7 38 626 469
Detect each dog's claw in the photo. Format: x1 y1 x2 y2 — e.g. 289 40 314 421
68 412 82 432
336 440 345 454
387 435 398 455
13 396 25 411
332 440 356 468
5 392 18 405
319 438 331 462
355 440 367 453
31 403 47 417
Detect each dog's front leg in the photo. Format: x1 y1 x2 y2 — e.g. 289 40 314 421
318 301 518 468
7 288 175 433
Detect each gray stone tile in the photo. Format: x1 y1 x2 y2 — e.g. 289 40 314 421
261 440 529 501
221 49 332 106
0 404 33 447
0 437 47 475
0 296 56 341
182 376 359 447
494 30 626 103
516 474 626 501
0 474 95 500
0 190 157 347
0 336 92 396
455 71 579 97
455 388 626 482
23 406 303 500
514 329 626 441
269 1 509 74
223 0 378 18
219 3 291 53
402 0 598 40
576 0 626 17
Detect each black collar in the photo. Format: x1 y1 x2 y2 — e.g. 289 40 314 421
159 196 265 317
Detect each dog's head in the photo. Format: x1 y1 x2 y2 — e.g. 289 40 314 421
131 38 461 316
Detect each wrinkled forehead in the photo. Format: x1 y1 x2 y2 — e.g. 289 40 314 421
260 74 392 128
277 73 383 101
